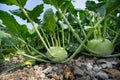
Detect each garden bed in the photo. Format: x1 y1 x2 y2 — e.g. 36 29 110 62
0 55 120 80
0 0 120 80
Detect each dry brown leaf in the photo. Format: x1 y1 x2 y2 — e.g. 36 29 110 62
102 69 120 80
64 65 74 80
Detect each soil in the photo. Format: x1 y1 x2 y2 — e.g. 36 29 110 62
0 55 120 80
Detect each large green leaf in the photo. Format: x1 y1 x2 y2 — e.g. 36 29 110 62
0 0 27 7
43 0 65 8
86 1 106 17
0 10 30 38
2 37 20 47
18 24 30 39
29 4 43 21
86 0 120 16
10 9 26 20
0 0 18 5
106 0 120 16
86 1 97 11
0 31 11 38
0 10 21 34
0 31 20 47
10 4 43 23
61 1 76 15
97 0 120 16
43 8 57 33
0 31 11 45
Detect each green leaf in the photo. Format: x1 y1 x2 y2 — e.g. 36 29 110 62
2 37 20 47
29 4 43 20
0 0 18 5
86 1 106 11
0 31 20 46
10 9 26 20
97 6 106 17
96 0 120 16
86 1 97 11
0 0 27 7
98 0 107 1
0 49 4 52
106 0 120 16
0 58 4 64
0 10 21 34
0 31 11 45
19 24 30 39
10 4 43 23
86 0 120 17
0 10 30 38
43 8 57 33
62 1 76 15
0 31 11 38
78 9 90 24
43 0 65 8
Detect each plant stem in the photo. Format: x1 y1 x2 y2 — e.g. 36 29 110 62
98 25 102 38
102 20 106 41
63 31 93 62
60 21 65 47
112 30 120 44
67 29 71 44
73 15 87 38
57 26 61 47
18 50 49 62
54 33 58 46
27 45 49 58
8 37 49 62
58 8 105 62
57 8 82 43
39 26 51 47
50 34 54 46
105 53 120 57
5 62 23 73
18 38 49 59
58 8 104 43
19 6 52 55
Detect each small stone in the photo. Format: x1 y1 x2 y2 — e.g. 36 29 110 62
40 73 46 78
96 71 109 80
101 64 107 68
92 78 98 80
75 60 81 67
97 59 107 63
34 65 39 70
111 61 117 65
74 66 84 76
46 63 51 66
93 65 102 72
85 70 96 77
86 63 93 71
75 76 90 80
43 66 53 74
52 66 58 71
106 62 113 68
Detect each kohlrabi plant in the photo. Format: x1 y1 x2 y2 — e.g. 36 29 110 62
84 0 120 57
40 8 68 62
86 38 114 57
0 0 120 68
